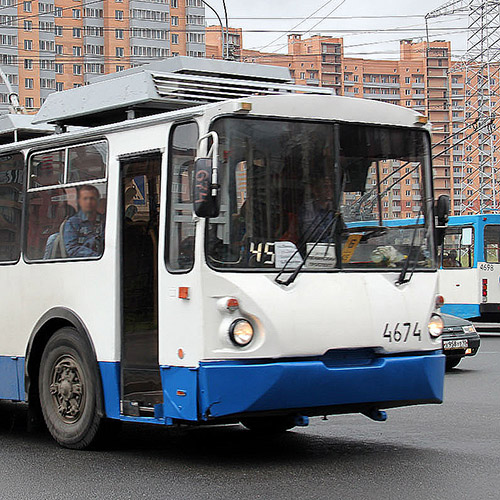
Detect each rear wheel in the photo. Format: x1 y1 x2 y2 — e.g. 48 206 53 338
240 415 296 433
445 357 462 371
38 327 103 449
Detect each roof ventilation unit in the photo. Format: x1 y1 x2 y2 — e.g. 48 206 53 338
33 57 333 128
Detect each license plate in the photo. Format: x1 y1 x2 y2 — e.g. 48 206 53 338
443 339 468 350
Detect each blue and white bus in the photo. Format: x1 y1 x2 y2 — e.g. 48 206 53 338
0 59 445 449
437 214 500 320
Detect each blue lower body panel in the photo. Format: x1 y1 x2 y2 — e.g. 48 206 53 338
98 352 445 423
197 352 445 419
441 303 480 319
0 356 25 401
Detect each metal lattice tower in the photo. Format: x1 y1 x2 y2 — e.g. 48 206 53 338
426 0 500 214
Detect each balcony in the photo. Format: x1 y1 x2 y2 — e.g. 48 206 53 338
412 205 421 212
391 205 402 212
306 78 320 86
364 94 401 100
412 82 425 88
344 91 356 97
391 195 401 201
451 82 463 89
343 80 355 86
363 81 400 89
412 184 420 190
413 94 425 99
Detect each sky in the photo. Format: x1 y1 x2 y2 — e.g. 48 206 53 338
205 0 470 60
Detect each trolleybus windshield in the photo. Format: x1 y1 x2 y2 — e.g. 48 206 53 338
206 118 434 272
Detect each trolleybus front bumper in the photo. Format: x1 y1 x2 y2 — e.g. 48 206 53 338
100 350 445 424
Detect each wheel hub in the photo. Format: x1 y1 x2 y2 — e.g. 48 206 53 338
49 356 85 423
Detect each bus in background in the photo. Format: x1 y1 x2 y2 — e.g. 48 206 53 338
439 214 500 321
0 58 446 449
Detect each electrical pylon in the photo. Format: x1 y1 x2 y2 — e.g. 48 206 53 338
426 0 500 214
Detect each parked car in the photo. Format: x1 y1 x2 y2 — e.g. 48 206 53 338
441 313 481 371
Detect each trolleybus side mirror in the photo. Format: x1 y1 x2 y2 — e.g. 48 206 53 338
435 194 450 247
194 132 220 218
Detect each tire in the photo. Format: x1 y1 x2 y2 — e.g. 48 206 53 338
241 415 296 434
38 327 103 449
445 357 462 371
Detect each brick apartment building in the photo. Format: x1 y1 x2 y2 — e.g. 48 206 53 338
0 0 206 112
206 29 500 217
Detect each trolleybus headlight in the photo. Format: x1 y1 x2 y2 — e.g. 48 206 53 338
229 319 254 347
428 314 444 338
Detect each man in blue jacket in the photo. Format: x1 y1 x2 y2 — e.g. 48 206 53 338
64 184 104 257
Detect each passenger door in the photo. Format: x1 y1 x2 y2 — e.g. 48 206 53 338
120 152 162 416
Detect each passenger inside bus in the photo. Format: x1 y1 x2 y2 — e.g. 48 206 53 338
443 249 462 268
63 185 105 257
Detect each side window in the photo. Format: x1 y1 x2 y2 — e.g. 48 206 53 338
0 153 24 263
485 225 500 263
167 122 198 271
26 141 108 261
441 226 474 268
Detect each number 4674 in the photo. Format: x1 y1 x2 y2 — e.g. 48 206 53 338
383 322 421 342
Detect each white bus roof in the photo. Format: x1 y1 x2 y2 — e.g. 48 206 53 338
0 93 429 156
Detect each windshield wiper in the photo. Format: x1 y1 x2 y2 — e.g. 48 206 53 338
275 210 342 286
396 213 423 285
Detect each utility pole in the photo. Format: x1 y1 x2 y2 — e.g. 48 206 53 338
426 0 500 214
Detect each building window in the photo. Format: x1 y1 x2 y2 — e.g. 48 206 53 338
23 1 32 12
116 47 124 57
73 27 81 38
24 39 33 50
23 20 32 31
115 10 123 20
54 6 62 16
72 9 81 18
171 16 179 26
25 97 34 108
56 82 64 91
73 64 82 75
25 78 33 89
171 33 179 44
116 65 125 72
115 29 124 39
55 63 64 74
24 58 33 69
171 0 178 7
55 44 63 55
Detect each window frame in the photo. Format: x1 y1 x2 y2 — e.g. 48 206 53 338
165 120 199 274
24 139 109 264
204 114 435 275
0 151 25 266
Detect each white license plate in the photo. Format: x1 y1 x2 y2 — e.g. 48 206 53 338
443 339 468 350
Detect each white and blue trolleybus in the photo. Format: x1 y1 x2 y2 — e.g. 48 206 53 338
0 58 446 448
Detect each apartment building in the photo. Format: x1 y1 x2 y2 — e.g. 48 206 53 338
0 0 206 113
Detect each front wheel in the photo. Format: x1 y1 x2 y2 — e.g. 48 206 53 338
240 416 296 433
445 357 462 371
38 327 103 449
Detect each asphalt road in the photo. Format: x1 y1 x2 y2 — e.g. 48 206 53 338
1 339 499 500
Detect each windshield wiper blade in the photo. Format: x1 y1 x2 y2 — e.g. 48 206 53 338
396 214 423 285
275 211 341 286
